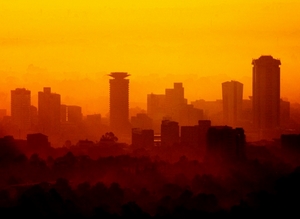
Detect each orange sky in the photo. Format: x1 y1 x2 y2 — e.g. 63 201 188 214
0 1 300 115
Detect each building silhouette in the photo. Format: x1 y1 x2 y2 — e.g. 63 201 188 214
198 120 212 147
109 72 130 136
147 93 166 132
165 83 186 119
132 128 154 148
181 120 211 149
86 114 101 125
252 56 281 136
148 83 203 131
191 99 223 125
207 126 245 161
38 87 61 135
222 80 243 127
131 113 153 130
61 105 82 124
180 126 199 148
161 120 179 147
11 88 31 133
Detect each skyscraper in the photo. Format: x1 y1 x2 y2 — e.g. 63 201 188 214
222 80 243 127
252 55 281 132
109 72 130 135
38 87 61 135
11 88 31 131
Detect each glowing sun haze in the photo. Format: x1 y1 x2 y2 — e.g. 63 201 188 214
0 0 300 115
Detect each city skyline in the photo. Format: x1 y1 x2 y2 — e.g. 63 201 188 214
1 2 300 217
1 1 300 115
0 56 293 117
1 55 293 144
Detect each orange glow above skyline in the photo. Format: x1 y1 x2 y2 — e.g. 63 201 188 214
1 1 300 114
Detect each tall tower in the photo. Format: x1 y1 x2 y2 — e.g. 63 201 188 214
11 88 31 131
222 80 243 127
252 55 281 132
109 72 130 135
38 87 61 135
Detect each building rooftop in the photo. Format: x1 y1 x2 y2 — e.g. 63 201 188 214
11 88 30 94
252 55 281 65
109 72 130 79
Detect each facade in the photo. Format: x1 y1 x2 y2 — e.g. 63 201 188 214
132 128 154 148
147 93 166 132
252 56 281 133
147 94 166 120
191 99 223 125
198 120 212 147
86 114 101 125
180 126 199 148
38 87 61 135
147 83 203 131
179 104 204 126
109 72 130 135
61 105 82 124
222 80 243 127
11 88 31 131
131 113 153 130
165 83 186 119
161 120 179 147
181 120 211 148
207 126 246 160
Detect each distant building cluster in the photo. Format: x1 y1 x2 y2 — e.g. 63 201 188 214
147 83 203 132
129 55 292 158
5 87 104 143
0 55 294 150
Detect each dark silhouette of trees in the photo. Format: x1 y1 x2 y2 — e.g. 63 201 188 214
100 132 118 143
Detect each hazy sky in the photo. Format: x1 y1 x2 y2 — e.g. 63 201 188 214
1 1 300 114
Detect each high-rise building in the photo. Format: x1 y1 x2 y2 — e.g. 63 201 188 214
61 105 82 124
207 126 245 161
161 120 179 147
252 56 281 133
11 88 31 132
132 128 154 148
180 120 211 149
109 72 130 135
222 80 243 127
38 87 61 135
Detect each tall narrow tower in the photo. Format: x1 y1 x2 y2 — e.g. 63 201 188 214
11 88 31 131
109 72 130 135
252 56 281 132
